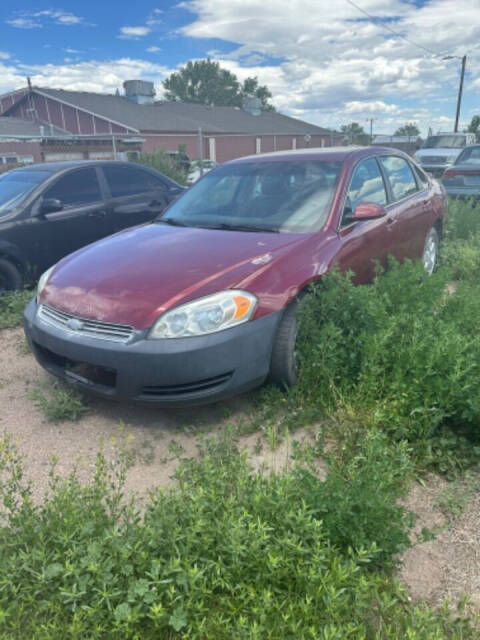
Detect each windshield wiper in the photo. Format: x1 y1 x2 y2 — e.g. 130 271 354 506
200 223 279 233
157 218 190 227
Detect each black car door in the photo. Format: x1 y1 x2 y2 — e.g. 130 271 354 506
30 166 108 271
101 164 169 234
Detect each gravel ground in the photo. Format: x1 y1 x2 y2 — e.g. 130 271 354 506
2 325 480 612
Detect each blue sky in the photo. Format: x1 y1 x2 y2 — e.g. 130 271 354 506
1 0 480 136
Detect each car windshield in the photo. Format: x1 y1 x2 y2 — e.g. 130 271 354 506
160 159 343 233
0 170 49 215
423 135 467 149
455 146 480 165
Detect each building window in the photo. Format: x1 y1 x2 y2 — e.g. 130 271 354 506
0 156 18 165
255 137 261 154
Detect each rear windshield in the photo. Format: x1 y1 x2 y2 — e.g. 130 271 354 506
160 160 343 233
455 146 480 165
422 136 467 149
0 170 49 215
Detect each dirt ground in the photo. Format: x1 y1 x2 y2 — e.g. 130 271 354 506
1 325 480 613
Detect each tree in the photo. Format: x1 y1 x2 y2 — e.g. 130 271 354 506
163 59 275 110
240 76 275 111
340 122 369 145
394 123 420 136
467 115 480 135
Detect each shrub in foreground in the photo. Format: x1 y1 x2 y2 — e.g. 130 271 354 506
0 435 474 639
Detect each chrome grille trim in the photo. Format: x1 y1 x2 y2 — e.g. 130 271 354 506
38 304 134 343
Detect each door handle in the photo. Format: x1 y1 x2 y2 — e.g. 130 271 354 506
88 210 107 218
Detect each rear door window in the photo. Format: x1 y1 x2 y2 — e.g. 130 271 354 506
104 165 165 197
379 156 418 201
44 168 102 208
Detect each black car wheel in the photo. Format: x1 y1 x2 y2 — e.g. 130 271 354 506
0 259 23 292
269 301 299 387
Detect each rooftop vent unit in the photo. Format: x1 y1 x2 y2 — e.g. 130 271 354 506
242 96 262 116
123 80 156 105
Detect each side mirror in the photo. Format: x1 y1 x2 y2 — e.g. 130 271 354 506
40 198 64 215
352 202 386 221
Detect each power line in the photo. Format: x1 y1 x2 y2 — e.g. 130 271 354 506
344 0 444 58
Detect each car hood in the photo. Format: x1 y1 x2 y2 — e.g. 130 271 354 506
41 223 306 329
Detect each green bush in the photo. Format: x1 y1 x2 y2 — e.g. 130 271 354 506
445 197 480 241
136 149 187 185
295 259 480 472
0 289 32 329
0 435 475 639
30 383 87 423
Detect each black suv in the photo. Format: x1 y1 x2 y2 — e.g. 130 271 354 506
0 161 185 290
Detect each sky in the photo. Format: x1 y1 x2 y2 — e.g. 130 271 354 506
1 0 480 136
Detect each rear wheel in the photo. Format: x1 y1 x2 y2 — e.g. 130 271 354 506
422 227 439 275
0 259 23 292
269 301 299 387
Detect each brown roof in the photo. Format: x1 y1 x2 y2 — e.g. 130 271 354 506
33 87 333 136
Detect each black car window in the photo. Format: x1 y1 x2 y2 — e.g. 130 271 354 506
345 157 387 219
379 156 418 201
44 168 102 208
103 165 165 198
456 146 480 165
0 170 49 215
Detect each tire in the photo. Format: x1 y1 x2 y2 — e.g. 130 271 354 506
269 301 299 387
0 258 23 292
422 227 439 275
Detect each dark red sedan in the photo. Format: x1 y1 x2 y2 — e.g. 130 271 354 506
24 147 446 406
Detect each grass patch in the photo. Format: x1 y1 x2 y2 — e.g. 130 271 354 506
0 290 32 330
30 383 87 423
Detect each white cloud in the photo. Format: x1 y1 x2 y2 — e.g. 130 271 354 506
0 52 10 60
119 26 151 39
6 9 87 29
7 17 41 29
178 0 480 135
5 58 172 96
147 46 162 53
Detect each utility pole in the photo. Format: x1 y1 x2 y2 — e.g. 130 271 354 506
454 55 467 133
443 54 467 133
197 127 204 177
366 118 375 145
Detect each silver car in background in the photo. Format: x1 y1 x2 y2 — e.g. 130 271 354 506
414 132 476 177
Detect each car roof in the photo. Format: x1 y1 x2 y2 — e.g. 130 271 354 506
11 160 138 173
227 146 403 164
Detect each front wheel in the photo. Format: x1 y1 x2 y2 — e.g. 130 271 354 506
422 227 439 275
269 301 299 387
0 258 23 292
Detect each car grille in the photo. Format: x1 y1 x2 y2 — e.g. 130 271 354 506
38 304 134 343
424 156 447 164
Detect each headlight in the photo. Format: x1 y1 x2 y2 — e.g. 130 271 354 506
148 290 257 339
37 265 55 297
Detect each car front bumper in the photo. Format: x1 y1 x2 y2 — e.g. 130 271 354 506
24 298 282 407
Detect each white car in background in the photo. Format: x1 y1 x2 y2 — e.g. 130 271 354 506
187 159 218 185
414 132 476 177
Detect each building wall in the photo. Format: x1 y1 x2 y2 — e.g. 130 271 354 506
140 132 336 164
0 141 42 163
